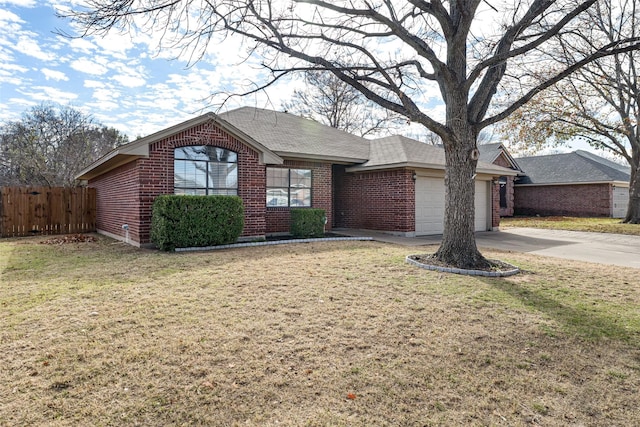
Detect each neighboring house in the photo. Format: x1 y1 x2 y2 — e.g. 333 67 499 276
76 107 516 247
478 143 522 217
513 150 630 218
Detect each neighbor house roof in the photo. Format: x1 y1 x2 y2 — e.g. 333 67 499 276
346 135 517 176
515 150 630 185
477 143 522 171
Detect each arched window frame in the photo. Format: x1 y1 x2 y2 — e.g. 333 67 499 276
174 145 238 195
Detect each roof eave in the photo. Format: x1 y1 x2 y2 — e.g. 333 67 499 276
476 165 519 176
516 180 629 187
75 112 285 180
75 142 149 180
346 161 518 175
278 152 368 164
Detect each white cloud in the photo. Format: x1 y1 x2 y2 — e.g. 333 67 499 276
91 32 135 60
0 0 37 6
109 61 147 87
91 86 120 103
41 67 68 81
83 79 104 88
0 9 23 23
15 35 56 61
17 85 78 103
0 62 28 73
70 57 108 75
61 36 96 55
111 73 146 87
85 99 119 112
0 69 25 85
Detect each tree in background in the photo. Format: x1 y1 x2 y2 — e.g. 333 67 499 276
65 1 640 268
0 104 128 187
282 70 406 137
500 0 640 223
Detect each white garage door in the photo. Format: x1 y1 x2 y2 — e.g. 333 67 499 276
612 186 628 218
415 177 489 235
474 180 489 231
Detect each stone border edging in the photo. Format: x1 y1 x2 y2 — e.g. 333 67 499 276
406 255 520 277
175 236 374 252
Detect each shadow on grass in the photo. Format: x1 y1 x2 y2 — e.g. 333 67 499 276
485 278 637 346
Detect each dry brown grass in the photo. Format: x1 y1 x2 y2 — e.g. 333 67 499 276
501 216 640 235
1 235 639 426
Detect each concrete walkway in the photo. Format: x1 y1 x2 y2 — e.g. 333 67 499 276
334 227 640 269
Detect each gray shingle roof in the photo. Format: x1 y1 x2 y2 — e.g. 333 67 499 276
218 107 370 162
77 107 517 180
347 135 516 175
477 143 522 171
516 150 630 185
478 143 503 163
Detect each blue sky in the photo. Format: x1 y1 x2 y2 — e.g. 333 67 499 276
0 0 297 139
0 0 609 158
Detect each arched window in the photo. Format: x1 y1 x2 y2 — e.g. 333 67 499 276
174 146 238 195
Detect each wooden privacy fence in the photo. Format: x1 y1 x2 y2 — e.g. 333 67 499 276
0 187 96 237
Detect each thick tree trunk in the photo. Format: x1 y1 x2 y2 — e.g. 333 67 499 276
434 132 491 269
623 159 640 223
432 13 491 270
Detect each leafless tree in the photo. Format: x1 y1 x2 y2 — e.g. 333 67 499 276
282 70 406 137
63 0 640 268
500 0 640 223
0 104 128 187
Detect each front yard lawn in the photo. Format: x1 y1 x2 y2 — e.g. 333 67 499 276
501 216 640 235
1 235 639 426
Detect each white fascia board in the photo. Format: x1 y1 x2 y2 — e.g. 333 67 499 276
516 181 629 187
279 153 369 165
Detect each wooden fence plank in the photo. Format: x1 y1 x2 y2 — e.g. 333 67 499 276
0 187 96 238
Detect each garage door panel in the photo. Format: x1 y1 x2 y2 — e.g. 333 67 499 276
613 187 628 218
415 177 489 235
474 181 488 231
415 177 445 235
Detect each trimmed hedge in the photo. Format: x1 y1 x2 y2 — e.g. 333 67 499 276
290 208 326 238
151 195 244 251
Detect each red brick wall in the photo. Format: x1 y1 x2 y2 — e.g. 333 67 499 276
89 121 267 245
514 183 612 217
265 160 333 234
492 180 501 228
334 167 415 232
492 153 515 217
89 161 141 243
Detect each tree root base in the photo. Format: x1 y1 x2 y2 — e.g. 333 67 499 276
407 254 520 277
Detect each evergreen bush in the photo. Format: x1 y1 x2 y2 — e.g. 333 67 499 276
290 208 326 238
151 195 244 251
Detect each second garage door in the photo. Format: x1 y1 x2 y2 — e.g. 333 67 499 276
415 177 489 235
612 186 628 218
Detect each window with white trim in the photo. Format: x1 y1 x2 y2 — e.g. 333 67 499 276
266 168 312 207
174 146 238 195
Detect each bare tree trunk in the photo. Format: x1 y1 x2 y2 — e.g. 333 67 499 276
435 130 490 269
429 29 491 269
624 159 640 223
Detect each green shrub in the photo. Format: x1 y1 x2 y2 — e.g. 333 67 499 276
290 208 326 238
151 195 244 251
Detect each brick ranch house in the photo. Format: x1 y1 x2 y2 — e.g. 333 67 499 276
513 150 630 218
76 107 516 247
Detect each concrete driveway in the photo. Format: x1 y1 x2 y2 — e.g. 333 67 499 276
335 227 640 269
476 227 640 269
